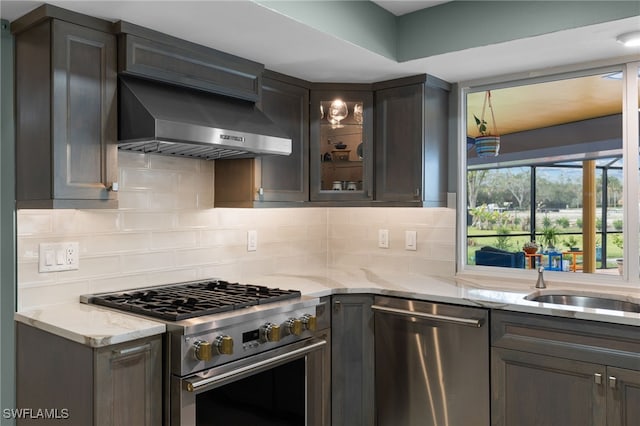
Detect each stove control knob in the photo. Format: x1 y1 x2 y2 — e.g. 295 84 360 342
301 314 317 332
260 323 281 343
285 318 303 336
214 335 234 355
193 340 213 362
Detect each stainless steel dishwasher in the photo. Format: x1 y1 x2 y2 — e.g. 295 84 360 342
372 296 489 426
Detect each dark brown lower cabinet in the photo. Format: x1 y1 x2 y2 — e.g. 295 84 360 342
16 323 162 426
492 348 606 425
491 311 640 426
607 367 640 426
330 295 375 426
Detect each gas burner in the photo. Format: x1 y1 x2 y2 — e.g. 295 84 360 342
88 279 302 321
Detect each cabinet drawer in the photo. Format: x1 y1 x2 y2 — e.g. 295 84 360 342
119 32 263 102
491 310 640 370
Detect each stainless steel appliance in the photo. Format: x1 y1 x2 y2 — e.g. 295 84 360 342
372 296 489 426
119 76 292 159
82 279 330 426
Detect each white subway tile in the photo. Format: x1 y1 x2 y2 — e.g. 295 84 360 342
16 148 460 314
149 154 201 172
121 252 176 273
17 211 53 235
117 191 150 210
85 233 151 254
408 258 455 277
17 263 57 287
200 229 245 247
75 211 122 233
178 170 214 192
143 269 200 287
177 210 219 228
18 281 92 310
151 231 197 250
121 168 179 192
118 151 149 169
122 212 176 231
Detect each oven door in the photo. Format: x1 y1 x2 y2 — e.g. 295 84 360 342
171 335 329 426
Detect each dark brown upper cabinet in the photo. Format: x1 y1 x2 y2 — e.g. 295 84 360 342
215 72 310 207
13 6 118 208
374 75 450 206
114 21 263 102
310 85 374 203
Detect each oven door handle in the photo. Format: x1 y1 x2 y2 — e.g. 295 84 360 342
184 338 327 393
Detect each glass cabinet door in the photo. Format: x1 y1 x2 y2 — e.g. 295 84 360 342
310 89 373 201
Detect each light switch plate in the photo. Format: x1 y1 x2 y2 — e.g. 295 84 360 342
247 230 258 252
39 242 79 272
378 229 389 249
405 231 417 251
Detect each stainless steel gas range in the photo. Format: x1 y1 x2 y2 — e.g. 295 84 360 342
82 279 330 426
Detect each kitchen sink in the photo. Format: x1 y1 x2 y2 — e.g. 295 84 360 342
524 292 640 313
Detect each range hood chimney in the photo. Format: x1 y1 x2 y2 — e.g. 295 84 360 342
118 76 292 159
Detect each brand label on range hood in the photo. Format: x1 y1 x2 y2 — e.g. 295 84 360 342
220 134 245 143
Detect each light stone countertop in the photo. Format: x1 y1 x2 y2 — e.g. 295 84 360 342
14 303 166 348
15 267 640 348
257 267 640 327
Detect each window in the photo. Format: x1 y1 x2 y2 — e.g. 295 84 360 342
461 65 639 278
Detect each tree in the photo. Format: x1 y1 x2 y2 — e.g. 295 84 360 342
467 170 488 209
607 175 623 207
502 169 529 209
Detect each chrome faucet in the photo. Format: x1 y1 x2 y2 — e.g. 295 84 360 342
535 266 546 289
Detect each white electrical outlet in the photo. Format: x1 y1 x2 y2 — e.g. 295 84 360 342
39 242 79 272
378 229 389 249
405 231 417 251
247 230 258 252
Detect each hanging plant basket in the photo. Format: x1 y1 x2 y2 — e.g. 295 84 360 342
473 90 500 157
475 135 501 157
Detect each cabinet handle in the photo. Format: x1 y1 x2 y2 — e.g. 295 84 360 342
609 376 617 389
107 182 119 192
594 373 602 385
333 300 341 312
112 343 151 357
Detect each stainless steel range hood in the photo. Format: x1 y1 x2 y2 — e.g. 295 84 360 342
118 76 291 159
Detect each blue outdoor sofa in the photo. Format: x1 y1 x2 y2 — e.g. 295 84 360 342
475 246 525 268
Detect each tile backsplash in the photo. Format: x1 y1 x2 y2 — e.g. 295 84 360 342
16 151 455 310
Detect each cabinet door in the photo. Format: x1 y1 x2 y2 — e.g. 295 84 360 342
119 33 262 102
607 367 640 426
95 336 162 426
492 348 606 426
310 89 373 201
52 20 117 202
258 77 309 202
331 295 374 426
375 83 424 201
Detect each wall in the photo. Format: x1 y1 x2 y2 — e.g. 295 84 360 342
16 151 455 311
1 18 16 426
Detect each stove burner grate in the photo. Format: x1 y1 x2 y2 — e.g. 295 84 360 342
90 280 302 321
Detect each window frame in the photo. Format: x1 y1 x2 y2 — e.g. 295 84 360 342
456 60 640 286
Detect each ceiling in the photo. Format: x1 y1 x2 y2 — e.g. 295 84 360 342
1 0 637 84
467 72 626 136
1 1 638 135
372 0 450 16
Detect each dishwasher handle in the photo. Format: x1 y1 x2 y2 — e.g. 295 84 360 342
371 304 484 328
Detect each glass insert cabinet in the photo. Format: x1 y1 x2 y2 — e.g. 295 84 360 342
310 88 373 201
